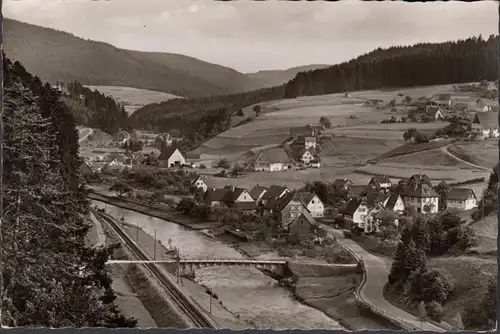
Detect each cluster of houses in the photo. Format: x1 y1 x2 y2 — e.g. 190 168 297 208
252 125 323 172
189 173 478 237
422 94 499 138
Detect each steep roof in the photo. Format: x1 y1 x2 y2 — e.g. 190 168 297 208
204 188 230 202
473 112 498 129
141 146 161 156
348 185 372 198
333 178 353 188
375 210 400 221
299 192 322 206
255 147 291 164
249 185 268 200
273 192 308 212
408 174 433 187
159 146 181 161
262 185 288 201
233 201 257 211
305 136 317 142
288 211 316 228
222 187 249 202
403 182 439 198
447 188 477 201
384 193 402 211
343 198 364 216
370 175 392 185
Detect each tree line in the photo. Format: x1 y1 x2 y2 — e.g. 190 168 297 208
130 36 497 149
2 55 136 327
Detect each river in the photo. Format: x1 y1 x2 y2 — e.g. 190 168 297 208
93 201 345 330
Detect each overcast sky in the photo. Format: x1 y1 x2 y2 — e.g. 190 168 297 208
4 0 498 73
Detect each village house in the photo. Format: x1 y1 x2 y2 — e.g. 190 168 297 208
299 192 325 218
446 188 478 211
261 185 289 206
401 174 439 213
79 161 101 183
364 203 386 233
373 210 400 230
253 147 292 172
333 178 353 191
102 158 131 173
154 133 173 149
471 112 499 138
141 146 161 158
368 176 393 191
381 193 406 213
475 99 498 113
249 185 268 204
342 198 371 230
203 188 229 207
304 136 317 150
425 101 440 113
431 94 452 108
191 176 208 193
286 211 318 242
159 147 186 168
300 149 315 165
347 185 379 200
223 186 257 212
272 192 310 228
310 157 321 168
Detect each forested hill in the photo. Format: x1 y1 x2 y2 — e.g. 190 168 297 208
285 35 498 97
130 35 497 150
3 18 262 98
246 64 331 88
2 55 137 327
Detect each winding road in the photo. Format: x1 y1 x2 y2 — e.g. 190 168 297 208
321 225 445 332
440 144 490 171
78 127 94 143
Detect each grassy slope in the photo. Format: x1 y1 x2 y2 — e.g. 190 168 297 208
448 140 498 170
3 18 262 97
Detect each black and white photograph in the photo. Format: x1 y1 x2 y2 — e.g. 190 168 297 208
1 0 498 331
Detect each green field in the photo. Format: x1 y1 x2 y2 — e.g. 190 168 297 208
86 85 182 115
448 140 498 169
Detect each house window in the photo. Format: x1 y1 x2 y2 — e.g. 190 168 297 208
311 200 315 204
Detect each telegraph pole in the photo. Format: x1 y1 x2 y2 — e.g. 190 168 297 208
136 220 139 243
209 288 213 314
153 229 157 261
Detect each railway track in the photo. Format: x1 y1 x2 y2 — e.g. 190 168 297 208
94 210 217 329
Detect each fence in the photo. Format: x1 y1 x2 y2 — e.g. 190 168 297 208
340 244 421 331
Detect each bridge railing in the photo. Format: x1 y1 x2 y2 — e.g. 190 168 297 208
340 244 421 331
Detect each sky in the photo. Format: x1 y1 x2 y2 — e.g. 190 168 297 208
3 0 498 73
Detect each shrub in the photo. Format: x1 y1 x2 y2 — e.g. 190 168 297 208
343 230 352 238
217 158 231 169
410 268 455 304
426 301 445 320
236 109 244 116
199 164 207 169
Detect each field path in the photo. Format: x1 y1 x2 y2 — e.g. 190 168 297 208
321 225 445 332
440 144 490 171
79 128 94 143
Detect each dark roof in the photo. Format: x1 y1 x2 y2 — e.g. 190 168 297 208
190 176 205 185
366 192 388 207
233 202 257 211
255 148 291 164
274 192 308 212
249 185 268 200
408 174 433 187
299 192 316 205
370 175 392 185
305 136 317 142
204 188 230 202
384 193 401 211
447 188 476 201
333 178 353 188
348 185 370 198
288 211 316 228
262 185 288 201
159 146 180 160
343 198 364 216
79 161 94 175
403 183 439 198
473 112 498 129
223 187 248 202
375 210 400 221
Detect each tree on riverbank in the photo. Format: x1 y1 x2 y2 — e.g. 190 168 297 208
2 56 136 327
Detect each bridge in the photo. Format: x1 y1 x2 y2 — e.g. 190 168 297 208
107 259 291 276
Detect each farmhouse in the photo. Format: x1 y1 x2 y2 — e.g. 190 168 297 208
102 158 130 173
304 136 317 150
203 188 229 207
223 186 256 211
475 99 498 112
273 192 310 228
382 193 405 213
471 112 499 138
343 198 370 230
401 174 439 213
300 149 315 165
191 176 208 193
300 192 325 218
446 188 477 211
159 147 186 168
310 158 321 168
141 146 161 157
154 133 173 149
364 203 386 233
431 94 452 108
253 147 292 172
286 211 317 242
368 176 393 190
333 178 353 191
249 185 268 204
